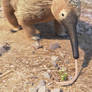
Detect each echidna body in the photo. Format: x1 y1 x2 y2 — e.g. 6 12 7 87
2 0 81 85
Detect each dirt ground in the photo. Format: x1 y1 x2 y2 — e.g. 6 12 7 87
0 1 92 92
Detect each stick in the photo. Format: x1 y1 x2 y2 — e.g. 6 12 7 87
0 70 14 79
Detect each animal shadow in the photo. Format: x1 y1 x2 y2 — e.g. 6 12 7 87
35 20 92 68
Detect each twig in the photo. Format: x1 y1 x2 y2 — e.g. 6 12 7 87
0 70 14 79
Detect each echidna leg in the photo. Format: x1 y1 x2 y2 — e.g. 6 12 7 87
21 19 42 49
2 0 21 31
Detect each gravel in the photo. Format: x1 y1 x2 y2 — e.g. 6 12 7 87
42 72 51 79
49 42 60 50
36 80 46 89
51 56 60 69
38 86 50 92
29 88 38 92
51 88 63 92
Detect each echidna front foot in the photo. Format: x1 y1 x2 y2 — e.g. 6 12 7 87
10 25 22 33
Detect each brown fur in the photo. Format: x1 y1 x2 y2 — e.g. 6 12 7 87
2 0 80 37
2 0 79 35
2 0 20 29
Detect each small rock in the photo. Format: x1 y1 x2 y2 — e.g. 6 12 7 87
68 76 72 80
10 65 15 68
38 86 50 92
60 66 67 72
37 80 46 89
0 8 3 11
51 61 58 68
47 82 53 86
51 56 59 62
59 52 65 58
64 60 69 64
32 34 40 41
32 35 41 49
31 76 38 79
51 56 59 68
49 42 60 50
3 43 10 50
0 43 10 56
42 72 51 79
29 88 38 92
47 70 51 73
32 41 43 49
38 80 46 86
51 88 63 92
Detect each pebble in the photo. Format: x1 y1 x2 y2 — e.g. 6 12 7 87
51 88 63 92
32 35 40 41
38 80 46 86
64 60 69 64
29 88 38 92
32 41 43 49
0 8 3 11
51 56 59 68
38 86 50 92
36 80 46 89
51 56 59 62
59 52 65 58
51 61 58 68
47 82 53 86
68 76 73 80
49 42 60 50
42 72 51 79
0 43 10 56
60 66 67 72
47 70 51 73
32 34 42 49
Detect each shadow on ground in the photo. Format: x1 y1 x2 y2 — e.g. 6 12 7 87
34 20 92 69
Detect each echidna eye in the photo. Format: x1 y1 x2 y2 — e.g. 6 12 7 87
62 13 64 16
